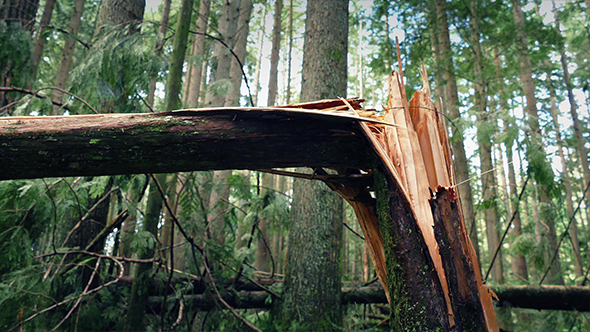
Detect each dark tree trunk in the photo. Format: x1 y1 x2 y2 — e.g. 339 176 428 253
277 0 349 330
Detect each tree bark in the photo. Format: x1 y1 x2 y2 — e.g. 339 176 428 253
512 0 563 285
432 0 480 268
94 0 145 36
494 47 529 281
267 0 282 106
31 0 56 75
470 0 503 284
203 0 241 107
277 1 348 330
0 101 374 181
225 0 253 106
51 0 85 114
185 0 211 108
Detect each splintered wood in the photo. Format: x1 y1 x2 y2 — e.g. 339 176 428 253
337 68 498 331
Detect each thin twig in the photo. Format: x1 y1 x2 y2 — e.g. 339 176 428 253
51 258 101 331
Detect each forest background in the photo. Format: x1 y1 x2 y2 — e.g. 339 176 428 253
0 0 589 331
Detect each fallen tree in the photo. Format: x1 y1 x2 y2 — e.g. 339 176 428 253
114 275 590 312
145 284 590 312
1 67 501 330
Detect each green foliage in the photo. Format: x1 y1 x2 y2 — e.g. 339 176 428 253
67 25 165 114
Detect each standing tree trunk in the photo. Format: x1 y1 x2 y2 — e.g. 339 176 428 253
285 0 293 104
185 0 211 108
494 47 528 281
267 0 282 106
552 0 590 233
432 0 480 267
203 0 241 107
251 4 267 106
470 0 503 284
277 0 348 330
124 174 167 331
31 0 56 75
548 88 584 279
93 0 145 114
147 0 171 108
512 0 563 285
254 172 273 272
225 0 253 106
51 0 85 115
125 0 194 328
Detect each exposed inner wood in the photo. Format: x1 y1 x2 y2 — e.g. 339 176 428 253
1 86 498 329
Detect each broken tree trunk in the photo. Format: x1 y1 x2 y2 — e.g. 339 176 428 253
0 99 374 180
1 70 498 330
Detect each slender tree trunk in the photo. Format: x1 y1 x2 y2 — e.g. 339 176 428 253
432 0 480 266
552 0 590 232
51 0 85 114
285 0 293 104
255 172 273 272
164 0 194 112
204 0 241 107
251 4 267 106
549 89 584 279
470 0 503 284
125 0 193 326
125 174 167 331
267 0 283 106
277 0 348 329
512 0 563 285
494 47 528 281
186 0 211 108
31 0 55 75
147 0 172 108
225 0 253 106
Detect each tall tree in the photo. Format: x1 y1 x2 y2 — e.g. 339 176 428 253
125 0 194 328
495 47 529 281
185 0 211 108
511 0 563 285
267 0 282 106
51 0 85 114
226 0 253 106
31 0 56 75
277 0 348 330
470 0 504 283
0 0 38 111
551 0 590 230
432 0 480 266
204 0 241 107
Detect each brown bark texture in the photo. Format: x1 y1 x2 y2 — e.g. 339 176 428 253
51 0 85 114
512 0 563 285
432 0 480 265
0 99 373 180
185 0 211 107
